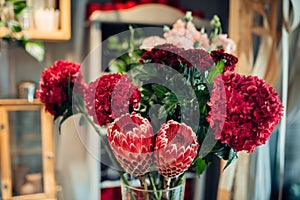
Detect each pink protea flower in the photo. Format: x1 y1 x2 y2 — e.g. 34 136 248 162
36 60 86 116
84 74 140 126
155 120 199 178
207 71 283 152
107 112 155 176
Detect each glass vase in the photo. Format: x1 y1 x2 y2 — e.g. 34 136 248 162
120 177 185 200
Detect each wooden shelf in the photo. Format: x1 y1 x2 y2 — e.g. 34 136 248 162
0 0 71 41
0 99 42 105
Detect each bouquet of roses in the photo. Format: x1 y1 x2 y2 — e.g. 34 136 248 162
37 13 283 200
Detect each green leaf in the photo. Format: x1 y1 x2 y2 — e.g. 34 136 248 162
163 102 177 115
127 65 158 85
2 33 13 41
212 143 238 170
79 115 87 126
193 157 211 176
152 84 168 100
7 0 27 17
58 110 73 134
67 76 72 103
206 59 225 84
8 21 22 33
223 149 238 170
214 144 231 159
24 41 45 62
158 105 167 119
53 103 68 121
167 92 179 104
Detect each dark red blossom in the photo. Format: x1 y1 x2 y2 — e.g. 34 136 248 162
210 49 238 71
84 74 141 126
140 44 181 67
140 43 213 70
180 49 214 70
207 71 283 152
36 60 86 116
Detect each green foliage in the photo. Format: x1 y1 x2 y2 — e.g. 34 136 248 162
193 157 211 176
24 41 45 62
211 142 238 170
6 0 27 16
207 59 225 84
106 25 145 73
210 15 223 40
8 20 22 32
0 0 45 62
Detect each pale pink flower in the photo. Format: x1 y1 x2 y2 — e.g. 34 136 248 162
164 19 195 43
212 34 236 53
140 36 166 51
198 33 210 50
170 19 186 35
186 21 201 42
165 34 194 50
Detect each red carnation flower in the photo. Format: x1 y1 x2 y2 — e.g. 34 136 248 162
140 44 182 67
36 60 86 116
155 120 199 178
84 74 141 126
210 49 238 71
207 71 283 152
107 112 155 176
180 49 214 70
140 43 213 71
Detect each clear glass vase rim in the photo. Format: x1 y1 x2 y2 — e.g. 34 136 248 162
120 177 185 193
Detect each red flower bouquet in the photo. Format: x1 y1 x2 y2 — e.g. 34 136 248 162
36 60 86 120
37 13 283 200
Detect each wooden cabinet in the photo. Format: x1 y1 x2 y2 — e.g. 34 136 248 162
0 0 70 41
0 99 56 200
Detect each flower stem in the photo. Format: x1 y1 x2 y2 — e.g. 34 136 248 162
174 173 185 187
164 177 170 190
148 173 160 200
138 175 149 200
74 95 129 185
82 111 129 183
162 177 171 200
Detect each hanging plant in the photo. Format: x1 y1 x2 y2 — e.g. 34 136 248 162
0 0 45 62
